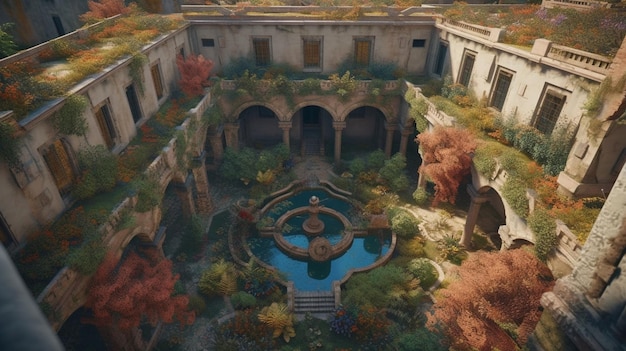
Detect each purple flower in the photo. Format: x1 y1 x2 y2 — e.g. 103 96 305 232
535 7 548 20
550 13 567 26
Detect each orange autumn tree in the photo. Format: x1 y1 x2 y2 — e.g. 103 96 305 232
86 248 195 341
416 126 477 205
427 249 554 351
80 0 131 24
176 54 214 98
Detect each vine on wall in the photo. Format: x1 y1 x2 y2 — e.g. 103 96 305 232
52 94 89 136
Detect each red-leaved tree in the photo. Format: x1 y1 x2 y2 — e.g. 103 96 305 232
416 126 477 205
427 249 554 351
80 0 131 24
177 54 214 97
85 248 195 347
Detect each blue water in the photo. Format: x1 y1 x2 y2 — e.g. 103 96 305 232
252 188 391 291
249 235 392 291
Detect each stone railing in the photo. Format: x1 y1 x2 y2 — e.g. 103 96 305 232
542 0 613 9
219 78 400 93
436 17 505 43
182 5 436 20
404 83 457 128
547 43 612 74
554 220 583 267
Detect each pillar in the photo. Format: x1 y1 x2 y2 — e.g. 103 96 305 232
223 122 240 151
332 121 346 165
384 123 397 157
278 121 292 150
460 185 489 249
173 174 196 218
207 125 224 163
399 128 413 157
191 152 213 214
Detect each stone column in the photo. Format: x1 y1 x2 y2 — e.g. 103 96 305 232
191 152 213 214
333 121 346 165
173 175 196 218
460 185 489 249
223 122 240 151
207 125 224 163
384 123 397 157
278 121 292 150
399 128 413 157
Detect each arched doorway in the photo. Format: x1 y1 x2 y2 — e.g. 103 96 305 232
475 187 506 249
292 105 333 156
57 307 107 351
238 106 282 149
343 106 387 159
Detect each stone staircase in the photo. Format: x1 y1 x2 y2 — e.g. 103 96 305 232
302 136 321 156
293 290 336 316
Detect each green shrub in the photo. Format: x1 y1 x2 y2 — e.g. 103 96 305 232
394 328 447 351
132 173 162 212
65 234 106 276
407 258 438 289
178 215 205 257
391 210 421 238
366 149 386 171
502 178 529 218
73 145 118 200
412 188 430 206
379 153 409 192
528 207 557 261
473 143 501 178
220 147 257 184
230 291 257 310
349 157 367 175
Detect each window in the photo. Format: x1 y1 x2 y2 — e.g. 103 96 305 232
10 145 40 189
611 148 626 176
150 63 164 100
52 15 65 36
354 37 373 66
126 84 142 123
533 88 567 134
202 38 215 47
303 37 322 70
253 37 271 66
0 212 16 248
458 50 476 87
412 39 426 48
95 102 117 149
434 42 448 76
41 139 77 196
179 47 185 59
490 68 513 111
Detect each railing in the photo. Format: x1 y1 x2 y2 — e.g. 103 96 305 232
555 220 582 268
181 5 437 20
547 44 612 74
405 83 457 128
436 17 505 43
542 0 613 9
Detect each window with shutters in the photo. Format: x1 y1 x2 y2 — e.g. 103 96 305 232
95 102 117 149
41 139 77 196
354 37 373 66
303 37 322 71
253 37 271 66
150 63 164 100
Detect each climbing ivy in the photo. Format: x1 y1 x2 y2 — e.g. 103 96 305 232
52 94 88 136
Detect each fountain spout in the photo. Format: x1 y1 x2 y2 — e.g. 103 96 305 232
302 196 325 236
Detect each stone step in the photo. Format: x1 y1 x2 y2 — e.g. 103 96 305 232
293 291 336 314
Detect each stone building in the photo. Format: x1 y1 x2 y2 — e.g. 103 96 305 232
0 3 624 350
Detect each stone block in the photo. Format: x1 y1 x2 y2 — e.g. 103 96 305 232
532 39 552 56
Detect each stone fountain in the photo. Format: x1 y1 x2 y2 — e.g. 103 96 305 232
302 195 325 236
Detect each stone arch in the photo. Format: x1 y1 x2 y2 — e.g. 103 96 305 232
57 306 106 350
237 105 284 149
341 106 389 156
474 185 507 250
290 104 335 157
289 100 339 122
231 101 285 122
337 101 394 123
